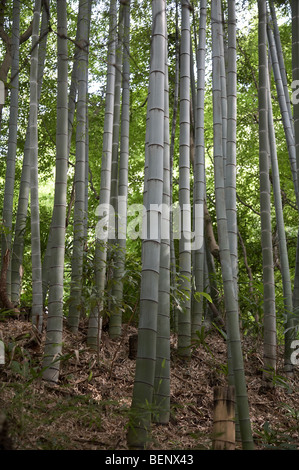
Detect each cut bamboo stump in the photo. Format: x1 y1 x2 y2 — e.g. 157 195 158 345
212 385 236 450
128 334 138 360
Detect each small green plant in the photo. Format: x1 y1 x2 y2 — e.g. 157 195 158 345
280 403 299 420
192 325 214 357
255 421 299 450
216 362 228 376
5 341 41 381
261 367 294 393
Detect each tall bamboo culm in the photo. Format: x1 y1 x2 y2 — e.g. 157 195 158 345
211 0 254 450
42 0 69 383
192 0 207 337
68 0 90 333
291 0 299 333
109 0 131 338
258 0 276 377
87 0 117 348
127 0 166 449
177 0 192 360
29 0 43 332
1 0 20 300
153 19 170 423
11 1 50 305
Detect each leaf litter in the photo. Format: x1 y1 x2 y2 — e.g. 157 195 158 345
0 317 298 450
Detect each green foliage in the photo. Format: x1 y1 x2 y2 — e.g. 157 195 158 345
192 325 214 356
6 341 40 381
281 403 299 420
260 367 295 393
1 380 103 450
2 0 294 344
255 420 299 450
193 291 212 305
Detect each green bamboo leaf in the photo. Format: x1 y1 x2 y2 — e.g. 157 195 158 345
194 291 212 304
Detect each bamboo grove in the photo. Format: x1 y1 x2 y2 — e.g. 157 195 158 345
0 0 298 451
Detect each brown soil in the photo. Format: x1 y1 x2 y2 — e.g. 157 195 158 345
0 317 298 451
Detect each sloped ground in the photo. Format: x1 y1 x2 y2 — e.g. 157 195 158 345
0 317 298 451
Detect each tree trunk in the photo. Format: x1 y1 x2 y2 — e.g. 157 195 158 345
29 0 43 332
169 0 179 333
67 0 90 333
107 3 124 336
267 76 294 377
41 0 80 304
291 0 299 334
267 18 298 208
110 0 131 338
153 24 170 424
127 0 166 449
211 0 254 449
192 0 207 338
42 0 69 383
87 0 117 348
1 0 20 302
177 0 192 360
269 0 293 127
10 0 50 305
258 0 277 378
226 0 238 298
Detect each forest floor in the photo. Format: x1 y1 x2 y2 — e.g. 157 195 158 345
0 316 298 451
